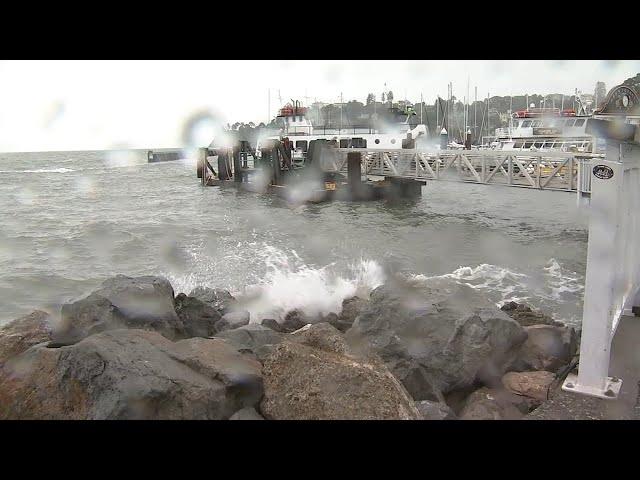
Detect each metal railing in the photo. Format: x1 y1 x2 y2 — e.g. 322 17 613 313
321 148 603 193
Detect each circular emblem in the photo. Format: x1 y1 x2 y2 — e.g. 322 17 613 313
593 164 614 179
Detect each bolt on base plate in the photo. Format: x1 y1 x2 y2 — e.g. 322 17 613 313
561 373 623 400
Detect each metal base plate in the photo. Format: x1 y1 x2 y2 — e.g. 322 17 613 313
561 373 623 400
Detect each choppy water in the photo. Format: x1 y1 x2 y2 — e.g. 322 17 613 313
0 149 589 325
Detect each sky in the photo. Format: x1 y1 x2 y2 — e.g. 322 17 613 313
0 60 639 152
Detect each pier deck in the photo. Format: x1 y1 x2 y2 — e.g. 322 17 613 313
527 314 640 420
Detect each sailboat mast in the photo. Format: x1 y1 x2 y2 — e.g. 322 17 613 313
474 86 477 143
466 76 470 136
487 92 490 141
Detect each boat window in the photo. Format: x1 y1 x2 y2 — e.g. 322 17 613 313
531 121 542 127
524 142 533 149
339 139 349 148
522 120 532 128
375 139 380 144
391 139 396 145
512 121 519 128
565 119 575 127
574 119 585 127
295 140 308 152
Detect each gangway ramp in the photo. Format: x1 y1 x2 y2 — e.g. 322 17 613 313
324 148 601 196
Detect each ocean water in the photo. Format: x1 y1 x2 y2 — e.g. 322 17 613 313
0 149 589 325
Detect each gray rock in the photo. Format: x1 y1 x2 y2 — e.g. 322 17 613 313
189 287 236 315
280 309 309 333
500 301 561 327
215 324 284 353
54 275 182 344
0 311 53 365
339 296 368 327
415 400 456 420
215 311 250 333
229 407 264 420
0 329 263 420
345 278 528 401
261 318 286 333
323 312 352 333
511 324 578 372
174 293 221 338
290 322 348 355
260 340 421 420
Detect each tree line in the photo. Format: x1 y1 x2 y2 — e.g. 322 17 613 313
225 74 639 145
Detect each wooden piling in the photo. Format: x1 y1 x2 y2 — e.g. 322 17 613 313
233 145 242 183
347 151 362 196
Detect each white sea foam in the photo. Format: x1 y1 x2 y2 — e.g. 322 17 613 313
411 259 584 323
165 243 385 322
165 242 583 324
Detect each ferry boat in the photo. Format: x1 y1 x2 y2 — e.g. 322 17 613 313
492 106 593 152
254 100 429 164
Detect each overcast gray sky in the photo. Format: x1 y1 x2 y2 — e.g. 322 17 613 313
1 60 638 152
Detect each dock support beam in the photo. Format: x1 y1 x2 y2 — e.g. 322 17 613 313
347 151 362 198
562 139 640 399
233 145 242 183
197 147 206 184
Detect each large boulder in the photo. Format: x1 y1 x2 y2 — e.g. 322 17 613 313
280 309 310 333
215 324 284 353
511 325 578 372
261 318 286 333
189 287 236 315
500 301 560 327
502 371 555 402
229 407 264 420
215 311 250 333
259 323 421 420
53 275 182 344
174 293 221 339
345 278 528 401
337 296 368 331
459 387 525 420
0 329 262 420
415 400 456 420
290 322 348 355
0 311 53 365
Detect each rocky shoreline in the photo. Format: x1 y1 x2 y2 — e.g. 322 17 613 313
0 274 579 420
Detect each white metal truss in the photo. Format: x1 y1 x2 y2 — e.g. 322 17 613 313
326 148 602 195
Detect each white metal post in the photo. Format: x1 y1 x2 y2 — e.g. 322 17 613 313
563 143 627 399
